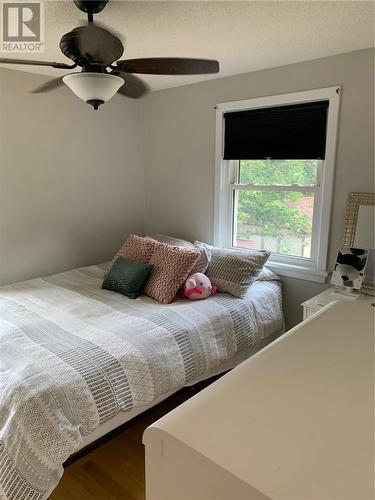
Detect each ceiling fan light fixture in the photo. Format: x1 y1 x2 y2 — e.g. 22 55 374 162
62 72 124 109
1 0 220 105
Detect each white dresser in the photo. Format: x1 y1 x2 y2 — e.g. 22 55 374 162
301 286 374 320
143 301 374 500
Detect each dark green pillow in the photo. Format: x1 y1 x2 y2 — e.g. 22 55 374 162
102 257 152 299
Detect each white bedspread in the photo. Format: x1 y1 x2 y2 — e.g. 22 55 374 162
0 263 284 499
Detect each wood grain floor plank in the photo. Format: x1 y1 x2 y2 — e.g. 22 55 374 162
81 461 138 500
50 381 219 499
50 397 181 499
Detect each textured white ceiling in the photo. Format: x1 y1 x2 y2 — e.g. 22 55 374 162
1 0 374 91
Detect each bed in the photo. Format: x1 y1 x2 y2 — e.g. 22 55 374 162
0 262 284 500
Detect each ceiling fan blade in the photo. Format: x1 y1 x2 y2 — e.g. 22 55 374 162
31 77 65 94
112 71 149 99
115 58 219 75
0 57 75 69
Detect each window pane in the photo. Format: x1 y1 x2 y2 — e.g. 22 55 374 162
233 190 314 258
239 159 318 186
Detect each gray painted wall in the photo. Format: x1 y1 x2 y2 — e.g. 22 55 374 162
142 49 374 328
1 49 373 328
0 68 145 285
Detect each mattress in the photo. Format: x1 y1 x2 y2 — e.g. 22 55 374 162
79 332 280 451
0 263 284 500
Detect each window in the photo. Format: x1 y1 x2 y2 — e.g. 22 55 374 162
232 159 320 259
214 87 341 282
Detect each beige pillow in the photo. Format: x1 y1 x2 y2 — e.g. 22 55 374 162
109 235 160 272
144 244 200 304
149 234 210 274
195 241 270 298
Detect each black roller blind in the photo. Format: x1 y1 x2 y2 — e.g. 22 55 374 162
223 100 329 160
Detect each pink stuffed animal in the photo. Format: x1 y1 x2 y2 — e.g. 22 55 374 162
180 272 217 300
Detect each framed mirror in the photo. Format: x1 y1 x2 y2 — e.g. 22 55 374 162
342 192 375 295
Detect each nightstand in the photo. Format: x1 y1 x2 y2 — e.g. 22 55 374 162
302 287 374 320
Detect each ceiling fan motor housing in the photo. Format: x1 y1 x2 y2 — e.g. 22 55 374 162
59 27 124 68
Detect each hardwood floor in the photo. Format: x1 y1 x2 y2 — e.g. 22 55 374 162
50 381 217 500
50 398 179 500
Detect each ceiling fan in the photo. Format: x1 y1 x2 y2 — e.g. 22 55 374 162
0 0 219 109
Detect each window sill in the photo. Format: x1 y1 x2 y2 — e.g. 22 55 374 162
266 260 328 283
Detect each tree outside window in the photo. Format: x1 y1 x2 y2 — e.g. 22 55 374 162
234 160 318 258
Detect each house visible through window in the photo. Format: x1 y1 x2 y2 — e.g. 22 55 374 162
232 159 321 259
214 87 341 282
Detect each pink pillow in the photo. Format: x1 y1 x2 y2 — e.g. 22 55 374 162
144 244 200 304
109 235 160 269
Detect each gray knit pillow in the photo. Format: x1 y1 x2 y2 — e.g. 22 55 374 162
194 242 270 298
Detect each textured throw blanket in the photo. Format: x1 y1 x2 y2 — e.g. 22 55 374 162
0 264 283 499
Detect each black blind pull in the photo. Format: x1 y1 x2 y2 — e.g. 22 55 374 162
223 100 329 160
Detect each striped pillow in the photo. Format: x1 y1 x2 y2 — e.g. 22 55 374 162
195 242 270 298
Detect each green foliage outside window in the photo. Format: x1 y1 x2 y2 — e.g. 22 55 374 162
236 160 317 240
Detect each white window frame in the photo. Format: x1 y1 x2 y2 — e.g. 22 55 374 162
214 86 341 282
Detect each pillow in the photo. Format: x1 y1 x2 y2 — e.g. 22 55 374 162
195 241 270 298
148 233 194 247
149 234 210 274
256 267 279 282
144 244 200 304
109 234 160 272
102 257 152 299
